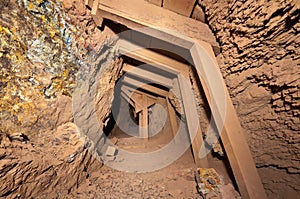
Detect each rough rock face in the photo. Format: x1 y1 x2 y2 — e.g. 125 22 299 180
198 0 299 197
0 0 112 197
0 122 102 198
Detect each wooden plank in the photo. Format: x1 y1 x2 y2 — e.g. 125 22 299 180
97 0 219 52
89 0 104 27
91 0 99 15
130 90 157 108
167 97 179 141
85 0 93 8
163 0 196 17
122 63 174 88
118 40 190 77
123 76 169 97
122 85 157 113
177 75 209 168
190 43 267 199
121 92 135 108
145 0 162 7
121 86 143 113
139 94 149 138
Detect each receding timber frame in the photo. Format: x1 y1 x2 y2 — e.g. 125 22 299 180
122 76 169 98
117 36 267 199
85 0 268 198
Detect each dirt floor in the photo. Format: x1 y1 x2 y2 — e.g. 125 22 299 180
73 124 240 199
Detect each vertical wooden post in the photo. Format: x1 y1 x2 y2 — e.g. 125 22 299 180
139 94 149 139
177 75 209 168
167 97 179 142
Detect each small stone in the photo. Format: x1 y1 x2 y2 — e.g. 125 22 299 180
207 177 216 185
106 146 117 157
67 152 77 163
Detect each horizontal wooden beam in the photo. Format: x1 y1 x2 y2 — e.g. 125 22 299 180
122 76 169 97
122 63 174 88
126 86 158 105
96 0 219 53
118 40 190 78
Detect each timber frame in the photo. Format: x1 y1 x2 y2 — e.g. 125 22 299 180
85 1 268 199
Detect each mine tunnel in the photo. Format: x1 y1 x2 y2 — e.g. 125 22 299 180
0 0 299 199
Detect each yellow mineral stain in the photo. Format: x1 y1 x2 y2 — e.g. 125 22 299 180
41 15 46 22
28 2 34 10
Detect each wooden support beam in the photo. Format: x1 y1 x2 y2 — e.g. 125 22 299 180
122 85 157 113
85 0 93 8
145 0 162 7
122 63 174 88
121 87 143 112
177 75 209 168
163 0 196 17
139 94 149 138
131 91 157 109
123 76 169 97
167 97 179 141
118 40 190 77
91 0 99 15
85 5 264 195
190 43 267 199
96 0 219 52
117 36 265 198
87 0 104 27
121 91 135 108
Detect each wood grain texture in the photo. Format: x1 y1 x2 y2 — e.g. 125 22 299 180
145 0 162 7
163 0 196 17
97 0 219 53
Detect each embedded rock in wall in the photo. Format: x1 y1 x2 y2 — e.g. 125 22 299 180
198 0 300 197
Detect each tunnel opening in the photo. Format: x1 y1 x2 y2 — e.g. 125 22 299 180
85 1 268 197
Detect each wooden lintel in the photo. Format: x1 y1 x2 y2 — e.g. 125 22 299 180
122 63 174 88
163 0 196 17
122 76 169 97
124 85 157 105
96 0 219 53
131 92 156 109
118 40 190 77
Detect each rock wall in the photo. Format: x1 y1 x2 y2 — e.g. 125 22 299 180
0 0 116 197
198 0 300 198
